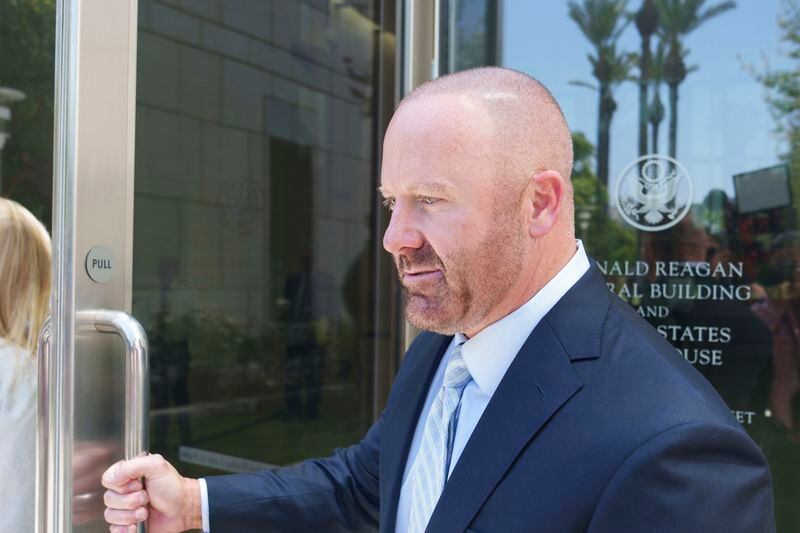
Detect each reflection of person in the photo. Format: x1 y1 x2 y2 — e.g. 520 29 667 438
641 225 773 413
151 255 191 453
72 440 115 526
102 68 774 532
0 198 51 532
281 251 337 420
691 238 772 410
752 234 800 435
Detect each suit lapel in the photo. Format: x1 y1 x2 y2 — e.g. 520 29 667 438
424 320 583 533
424 265 611 533
380 265 610 533
380 333 452 533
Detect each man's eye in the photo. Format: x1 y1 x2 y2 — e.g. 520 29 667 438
421 197 439 205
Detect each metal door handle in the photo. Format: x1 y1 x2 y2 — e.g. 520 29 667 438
37 311 149 533
36 318 54 533
75 309 149 458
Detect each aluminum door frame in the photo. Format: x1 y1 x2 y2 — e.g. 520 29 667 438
37 1 143 531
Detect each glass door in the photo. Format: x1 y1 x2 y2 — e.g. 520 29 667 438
0 1 55 532
132 0 401 479
39 0 402 531
438 0 800 529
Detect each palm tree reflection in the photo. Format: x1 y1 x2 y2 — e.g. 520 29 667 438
568 0 636 188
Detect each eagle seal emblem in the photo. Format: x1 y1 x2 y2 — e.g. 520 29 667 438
615 154 693 232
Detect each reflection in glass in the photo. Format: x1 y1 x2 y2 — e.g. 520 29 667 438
568 0 634 188
0 1 55 531
0 0 55 221
134 0 398 479
441 0 500 73
446 0 800 529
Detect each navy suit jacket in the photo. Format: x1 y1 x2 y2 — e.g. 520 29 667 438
205 266 775 532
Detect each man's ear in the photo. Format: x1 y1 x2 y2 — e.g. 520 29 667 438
524 170 565 238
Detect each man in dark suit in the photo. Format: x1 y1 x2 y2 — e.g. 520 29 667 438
102 67 774 532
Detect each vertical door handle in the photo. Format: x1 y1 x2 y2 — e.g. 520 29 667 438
75 310 149 459
37 311 149 533
36 318 54 533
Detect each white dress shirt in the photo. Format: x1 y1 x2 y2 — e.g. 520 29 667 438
200 241 590 533
394 241 589 532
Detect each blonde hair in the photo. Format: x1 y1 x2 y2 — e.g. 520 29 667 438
0 198 52 353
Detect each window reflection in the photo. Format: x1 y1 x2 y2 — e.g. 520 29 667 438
0 2 55 531
0 1 54 222
449 0 800 529
134 0 397 477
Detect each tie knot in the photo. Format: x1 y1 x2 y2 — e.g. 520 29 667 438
443 345 471 390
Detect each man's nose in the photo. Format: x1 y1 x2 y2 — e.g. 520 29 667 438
383 206 424 255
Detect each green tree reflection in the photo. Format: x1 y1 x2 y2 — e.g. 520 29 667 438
571 131 637 262
648 38 668 152
0 0 55 223
568 0 637 188
654 0 736 158
750 0 800 218
635 0 660 157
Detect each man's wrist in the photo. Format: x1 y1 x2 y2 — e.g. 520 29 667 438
182 477 203 531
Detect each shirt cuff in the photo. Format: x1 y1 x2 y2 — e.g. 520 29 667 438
198 478 210 532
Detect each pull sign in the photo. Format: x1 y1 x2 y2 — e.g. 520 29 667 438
86 245 115 283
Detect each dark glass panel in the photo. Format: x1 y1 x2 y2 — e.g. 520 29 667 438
134 0 399 477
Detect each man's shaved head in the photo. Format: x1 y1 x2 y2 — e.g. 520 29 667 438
381 67 577 336
398 67 574 190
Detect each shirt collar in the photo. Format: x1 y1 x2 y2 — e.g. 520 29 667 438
459 240 591 397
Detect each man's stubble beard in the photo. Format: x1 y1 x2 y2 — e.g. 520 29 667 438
399 205 525 335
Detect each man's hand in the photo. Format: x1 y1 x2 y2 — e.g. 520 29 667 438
101 454 202 533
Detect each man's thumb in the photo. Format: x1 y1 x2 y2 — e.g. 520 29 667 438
102 453 169 490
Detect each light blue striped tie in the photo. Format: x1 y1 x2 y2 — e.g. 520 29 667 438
407 344 472 533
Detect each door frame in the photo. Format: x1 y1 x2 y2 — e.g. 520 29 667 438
38 1 141 531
